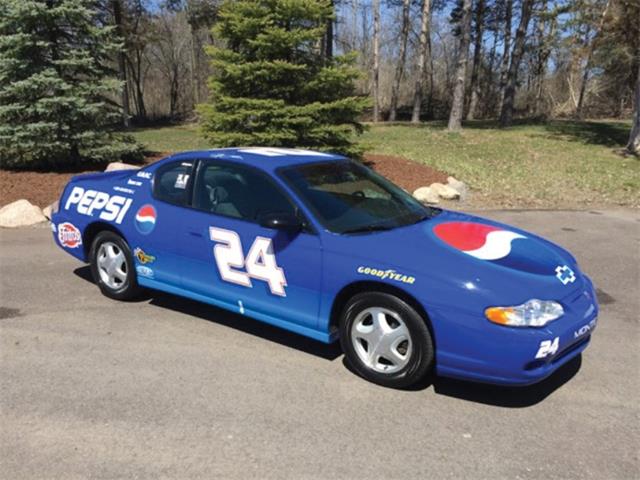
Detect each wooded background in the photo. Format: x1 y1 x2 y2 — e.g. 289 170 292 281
109 0 639 127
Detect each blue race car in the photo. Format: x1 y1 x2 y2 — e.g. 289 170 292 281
51 148 598 388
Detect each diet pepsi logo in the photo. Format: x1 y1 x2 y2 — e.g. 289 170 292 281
135 204 157 234
58 222 82 248
433 221 566 276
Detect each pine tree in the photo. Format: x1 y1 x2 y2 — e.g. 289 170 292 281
198 0 368 157
0 0 143 169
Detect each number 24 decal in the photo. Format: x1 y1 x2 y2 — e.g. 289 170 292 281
209 227 288 296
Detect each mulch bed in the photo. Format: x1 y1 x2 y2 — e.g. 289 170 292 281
0 152 448 208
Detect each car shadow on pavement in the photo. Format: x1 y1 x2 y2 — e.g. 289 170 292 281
74 266 341 361
429 355 583 408
74 265 582 402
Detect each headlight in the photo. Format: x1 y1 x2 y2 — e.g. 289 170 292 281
485 299 564 327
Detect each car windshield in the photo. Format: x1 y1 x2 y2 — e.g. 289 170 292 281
279 160 441 234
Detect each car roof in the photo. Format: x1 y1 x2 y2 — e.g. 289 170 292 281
157 147 348 172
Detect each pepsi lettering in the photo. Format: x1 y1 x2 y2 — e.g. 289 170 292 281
64 186 132 224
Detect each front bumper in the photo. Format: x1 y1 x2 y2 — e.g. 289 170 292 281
434 276 599 386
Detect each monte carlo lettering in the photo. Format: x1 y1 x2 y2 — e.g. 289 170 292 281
64 186 132 224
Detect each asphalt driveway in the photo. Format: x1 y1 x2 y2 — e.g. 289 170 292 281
1 209 638 479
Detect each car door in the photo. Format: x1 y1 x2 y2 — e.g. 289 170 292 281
179 160 323 331
131 159 194 288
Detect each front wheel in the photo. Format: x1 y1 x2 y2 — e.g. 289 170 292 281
89 231 141 301
339 292 434 388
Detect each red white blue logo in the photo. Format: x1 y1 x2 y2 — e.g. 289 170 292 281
135 204 157 235
433 221 566 276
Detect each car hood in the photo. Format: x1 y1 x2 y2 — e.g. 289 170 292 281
325 209 586 307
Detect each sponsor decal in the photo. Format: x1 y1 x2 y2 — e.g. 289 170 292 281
64 186 132 224
133 247 156 264
535 337 559 359
357 266 415 285
135 204 157 235
113 186 135 195
136 171 153 180
555 265 576 285
433 221 567 276
127 179 142 187
136 265 154 279
210 226 287 296
58 222 82 248
574 318 597 339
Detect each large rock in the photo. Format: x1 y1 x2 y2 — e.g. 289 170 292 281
104 162 139 172
42 201 59 220
0 199 47 228
413 186 440 204
447 176 467 196
430 182 461 200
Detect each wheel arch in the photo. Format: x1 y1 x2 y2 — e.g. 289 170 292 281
82 221 127 260
329 281 435 343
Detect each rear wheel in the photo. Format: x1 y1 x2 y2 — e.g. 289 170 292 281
89 231 140 300
339 292 434 388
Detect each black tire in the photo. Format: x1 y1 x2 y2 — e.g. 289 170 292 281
89 231 141 301
339 292 434 388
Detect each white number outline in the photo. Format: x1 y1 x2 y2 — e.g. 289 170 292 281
209 227 288 296
535 337 559 359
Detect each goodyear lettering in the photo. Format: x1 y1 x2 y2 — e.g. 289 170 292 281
64 186 132 224
357 266 416 285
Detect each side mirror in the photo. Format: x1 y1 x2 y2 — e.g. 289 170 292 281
259 212 303 232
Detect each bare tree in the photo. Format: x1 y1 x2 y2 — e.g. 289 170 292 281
111 0 130 127
388 0 411 121
497 0 513 113
411 0 431 123
628 63 640 154
467 0 485 120
499 0 534 127
576 0 611 118
372 0 380 122
447 0 473 131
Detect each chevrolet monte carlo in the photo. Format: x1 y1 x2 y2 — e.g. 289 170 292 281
51 148 598 388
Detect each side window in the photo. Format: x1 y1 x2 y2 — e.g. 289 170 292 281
193 163 297 222
153 161 193 206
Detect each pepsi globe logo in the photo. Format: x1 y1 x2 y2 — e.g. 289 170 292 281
135 204 157 235
433 221 563 275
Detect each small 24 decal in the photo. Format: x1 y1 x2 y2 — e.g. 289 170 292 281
535 337 559 359
210 226 287 296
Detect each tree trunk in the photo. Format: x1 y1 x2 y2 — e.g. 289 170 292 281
467 0 485 120
447 0 473 131
112 0 130 128
323 0 334 59
533 0 552 116
576 0 611 119
497 0 513 114
411 0 431 124
388 0 411 121
372 0 380 122
499 0 534 127
627 63 640 154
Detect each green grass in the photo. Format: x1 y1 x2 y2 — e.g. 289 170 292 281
131 119 640 208
132 124 211 153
